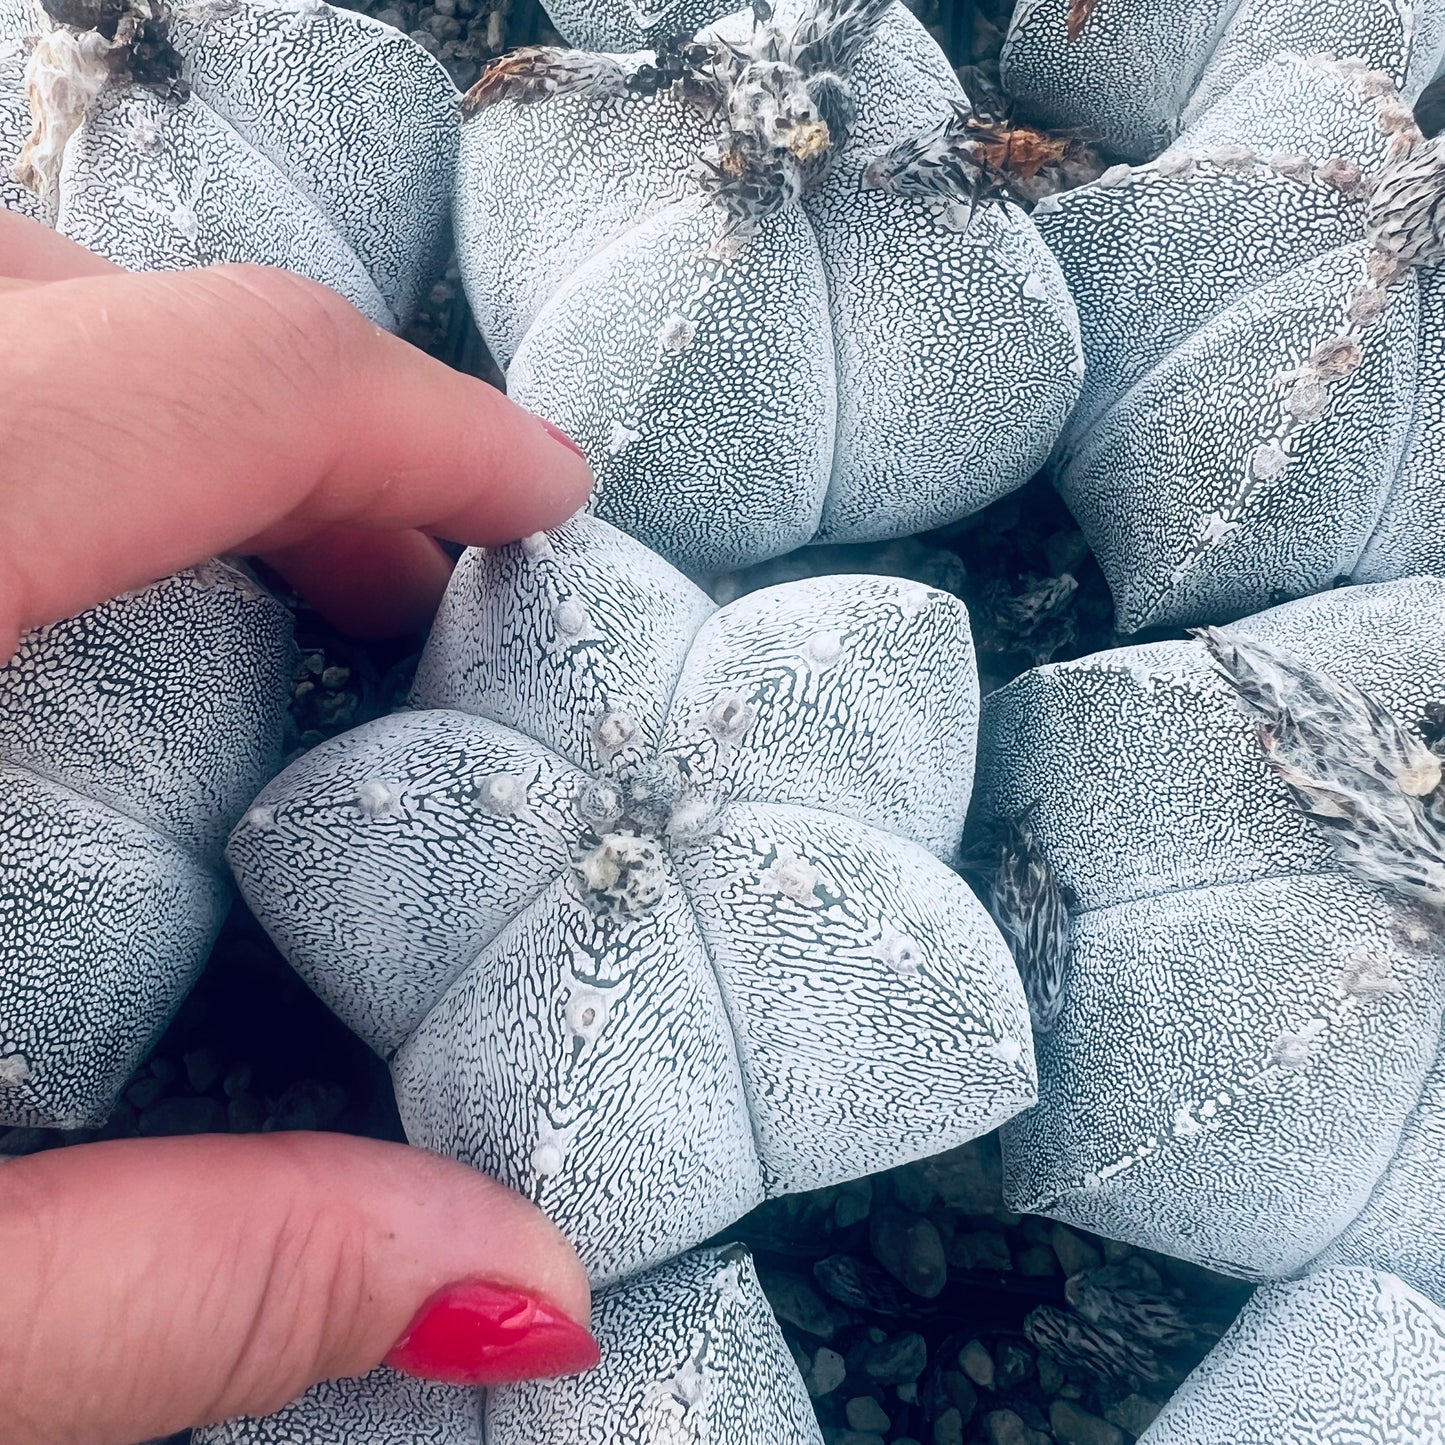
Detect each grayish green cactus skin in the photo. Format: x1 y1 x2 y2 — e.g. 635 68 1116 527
1 0 457 328
454 0 1082 576
0 563 291 1128
229 512 1034 1285
1001 0 1445 162
979 579 1445 1303
1140 1267 1445 1444
195 1248 824 1445
1035 54 1445 631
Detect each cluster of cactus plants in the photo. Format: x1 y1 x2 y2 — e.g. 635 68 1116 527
5 0 1445 1440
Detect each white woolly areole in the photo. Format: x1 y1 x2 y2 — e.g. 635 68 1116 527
14 26 120 198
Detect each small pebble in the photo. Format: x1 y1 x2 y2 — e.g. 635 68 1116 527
942 1370 978 1417
1105 1394 1164 1436
845 1396 890 1432
959 1339 995 1389
834 1178 872 1229
227 1093 266 1133
222 1062 253 1100
1050 1399 1126 1445
948 1229 1011 1272
985 1410 1050 1445
125 1076 166 1111
871 1206 948 1298
933 1407 965 1445
995 1342 1034 1389
763 1274 837 1340
808 1346 847 1397
1051 1223 1103 1277
861 1330 928 1384
1036 1356 1066 1394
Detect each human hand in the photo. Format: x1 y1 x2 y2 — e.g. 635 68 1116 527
0 212 598 1445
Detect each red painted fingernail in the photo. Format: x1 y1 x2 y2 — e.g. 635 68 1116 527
535 415 589 463
383 1279 601 1387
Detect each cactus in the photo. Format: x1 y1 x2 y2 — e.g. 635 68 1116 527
209 512 1033 1440
1140 1266 1445 1444
1 0 456 327
453 0 1082 576
977 577 1445 1303
0 563 291 1128
1001 0 1445 162
195 1247 823 1445
1031 54 1445 631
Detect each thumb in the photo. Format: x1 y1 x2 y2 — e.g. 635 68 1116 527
0 1133 597 1445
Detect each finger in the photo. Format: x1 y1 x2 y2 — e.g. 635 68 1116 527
0 1133 597 1445
0 210 120 280
258 525 458 638
0 262 592 641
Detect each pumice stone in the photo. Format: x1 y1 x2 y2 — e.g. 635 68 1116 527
0 563 291 1129
218 513 1032 1441
1 0 457 328
1035 53 1445 631
229 511 1036 1285
1140 1266 1445 1445
977 577 1445 1305
454 0 1082 576
1001 0 1445 162
195 1247 825 1445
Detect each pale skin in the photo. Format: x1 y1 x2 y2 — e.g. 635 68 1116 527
0 209 596 1445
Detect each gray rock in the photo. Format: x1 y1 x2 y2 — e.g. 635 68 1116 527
138 1096 226 1136
862 1331 928 1385
933 1407 965 1445
125 1076 166 1112
265 1079 347 1132
763 1275 837 1341
872 1206 949 1298
834 1179 873 1230
897 1382 919 1405
949 1229 1012 1272
891 1165 940 1215
1052 1224 1103 1278
941 1370 978 1418
1050 1399 1126 1445
996 1342 1034 1389
985 1410 1050 1445
808 1347 847 1398
1036 1356 1066 1395
959 1339 995 1390
222 1063 253 1100
1017 1245 1057 1277
1104 1394 1162 1436
226 1094 265 1133
845 1397 890 1432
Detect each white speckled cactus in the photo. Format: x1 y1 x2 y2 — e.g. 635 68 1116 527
197 1248 824 1445
0 563 291 1129
1035 53 1445 631
977 578 1445 1304
1001 0 1445 162
1 0 457 327
213 511 1032 1441
1140 1267 1445 1444
454 0 1082 576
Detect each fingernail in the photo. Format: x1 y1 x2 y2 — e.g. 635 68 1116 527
535 415 589 464
383 1279 601 1387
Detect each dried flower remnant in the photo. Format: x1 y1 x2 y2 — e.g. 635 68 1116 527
1065 0 1103 42
986 811 1071 1033
15 0 187 196
1024 1303 1165 1390
1200 627 1445 914
1065 1263 1200 1349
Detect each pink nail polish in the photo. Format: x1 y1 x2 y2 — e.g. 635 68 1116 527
535 416 589 463
383 1279 601 1387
